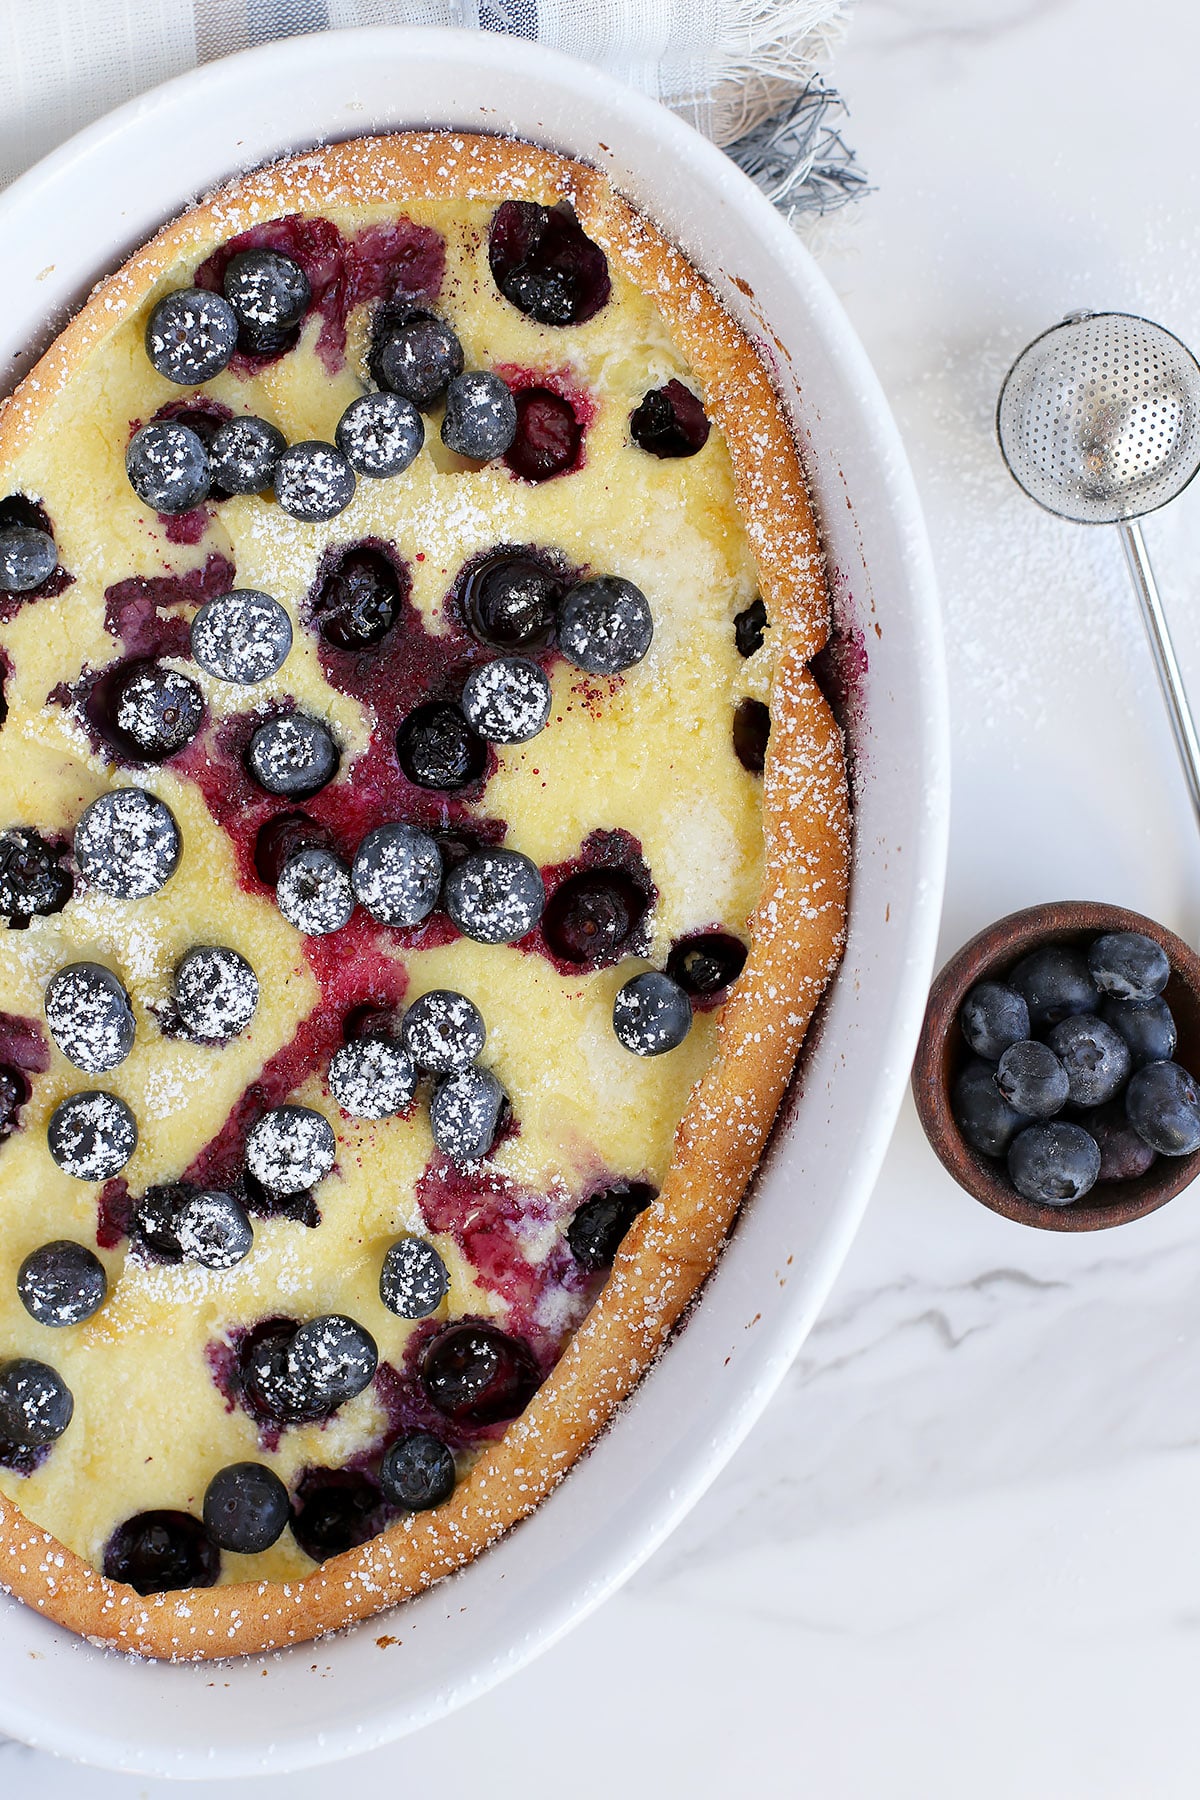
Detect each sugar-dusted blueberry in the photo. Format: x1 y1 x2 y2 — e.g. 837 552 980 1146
1100 993 1177 1066
44 961 135 1074
734 596 769 658
289 1468 384 1562
223 249 311 340
461 657 551 744
1088 931 1171 1002
276 846 354 936
400 990 485 1073
246 713 340 799
0 1065 29 1140
1007 1121 1101 1204
542 869 646 967
273 441 355 522
558 576 652 676
311 545 404 650
208 414 286 494
174 944 258 1041
951 1057 1030 1157
0 1357 74 1447
567 1182 656 1272
488 200 611 326
288 1314 378 1416
246 1105 336 1195
613 971 692 1057
111 662 204 759
74 787 180 900
371 311 464 410
994 1040 1069 1117
459 550 563 650
253 810 332 886
203 1461 290 1554
335 391 423 481
733 697 771 773
191 589 293 685
396 700 487 791
126 420 210 514
379 1431 456 1510
351 822 442 927
380 1235 449 1320
327 1036 416 1120
430 1066 507 1163
505 387 583 482
47 1090 137 1182
104 1510 219 1594
1007 945 1100 1031
173 1189 255 1269
1126 1061 1200 1155
1080 1101 1156 1182
1046 1014 1132 1108
0 827 72 924
444 847 545 944
239 1317 306 1424
17 1241 106 1327
421 1321 541 1427
0 525 57 592
666 932 747 998
145 286 238 385
959 981 1031 1061
441 371 517 460
629 379 710 458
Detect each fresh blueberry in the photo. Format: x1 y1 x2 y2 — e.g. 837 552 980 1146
429 1066 507 1163
289 1468 385 1562
951 1057 1030 1157
287 1314 378 1415
443 847 545 944
421 1321 540 1427
175 1188 255 1269
311 546 404 650
400 990 485 1073
126 421 210 514
1007 1121 1101 1204
629 379 710 457
0 525 57 592
145 287 238 384
0 1065 29 1140
734 597 769 659
351 823 442 927
191 589 293 685
74 787 181 899
371 311 464 410
174 944 258 1041
732 698 771 773
335 391 424 478
111 661 204 759
203 1461 290 1554
17 1240 106 1327
1100 994 1177 1066
379 1431 456 1510
103 1510 219 1593
994 1040 1069 1117
458 550 564 651
396 701 487 791
273 441 356 522
959 981 1031 1061
613 971 692 1056
245 1105 335 1195
44 961 135 1073
246 713 340 798
461 657 551 744
0 827 72 924
505 387 582 482
441 371 517 460
207 414 286 494
276 846 354 936
558 577 652 676
1126 1061 1200 1155
47 1090 137 1181
1079 1101 1156 1182
665 932 748 997
379 1235 449 1319
1088 931 1171 1002
0 1357 74 1446
327 1036 416 1120
253 811 333 886
222 250 311 343
1046 1014 1132 1108
567 1182 656 1272
1007 945 1099 1031
542 869 647 967
488 200 611 326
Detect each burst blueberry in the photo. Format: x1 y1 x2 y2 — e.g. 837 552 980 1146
0 524 57 592
335 391 424 478
441 371 518 460
400 990 485 1073
311 546 405 650
351 822 442 927
371 311 464 410
567 1183 656 1272
488 200 611 326
327 1036 416 1120
1126 1061 1200 1155
273 441 356 522
44 961 135 1074
733 698 770 773
951 1057 1030 1157
246 713 340 798
104 1510 219 1594
959 981 1031 1061
254 811 333 886
421 1321 540 1427
0 1065 28 1140
379 1235 449 1319
613 971 692 1056
396 701 487 790
994 1040 1069 1117
430 1066 507 1162
289 1468 384 1562
203 1461 290 1554
1088 931 1171 1002
111 661 204 759
1046 1014 1132 1108
74 787 180 899
734 597 769 658
1007 1121 1101 1204
629 379 710 457
17 1242 107 1328
542 869 646 967
506 387 583 482
666 932 747 997
145 287 238 384
0 1358 74 1447
379 1431 456 1510
459 550 564 650
276 846 354 936
461 657 551 744
126 420 210 514
207 414 286 494
245 1105 336 1195
0 828 72 924
443 847 545 944
47 1090 137 1181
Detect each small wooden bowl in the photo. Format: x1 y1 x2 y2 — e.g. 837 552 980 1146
912 901 1200 1230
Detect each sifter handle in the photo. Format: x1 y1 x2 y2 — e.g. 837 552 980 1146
1118 518 1200 831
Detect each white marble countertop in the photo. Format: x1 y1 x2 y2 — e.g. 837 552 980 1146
7 0 1200 1791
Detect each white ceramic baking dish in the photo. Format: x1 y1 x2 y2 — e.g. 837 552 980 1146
0 26 946 1777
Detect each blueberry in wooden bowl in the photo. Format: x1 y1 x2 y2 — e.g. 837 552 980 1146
912 901 1200 1231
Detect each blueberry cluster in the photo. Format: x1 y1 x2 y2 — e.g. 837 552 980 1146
952 931 1200 1205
